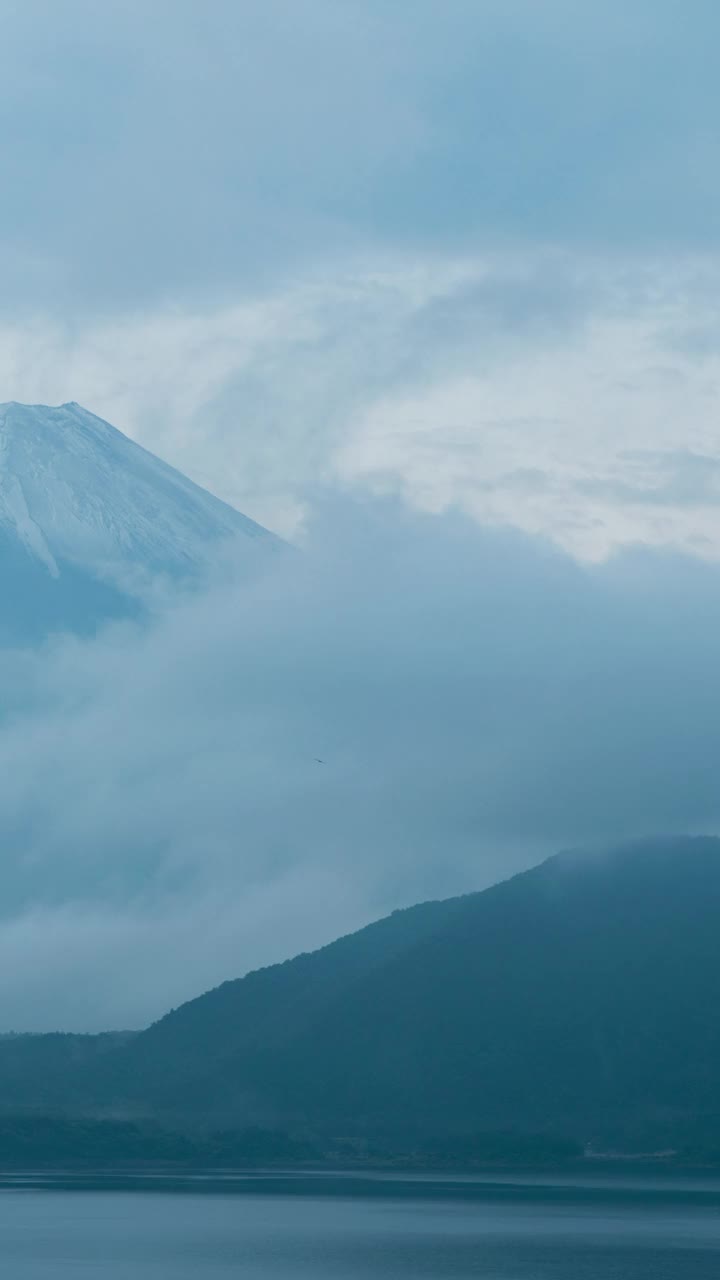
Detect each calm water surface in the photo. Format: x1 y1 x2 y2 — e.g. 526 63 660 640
1 1169 719 1277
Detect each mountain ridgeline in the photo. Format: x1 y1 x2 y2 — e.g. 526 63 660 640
1 837 720 1161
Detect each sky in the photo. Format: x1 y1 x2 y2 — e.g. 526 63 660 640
3 1 720 1028
4 0 720 552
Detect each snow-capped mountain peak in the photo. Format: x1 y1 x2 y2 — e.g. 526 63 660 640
0 402 278 640
0 400 275 587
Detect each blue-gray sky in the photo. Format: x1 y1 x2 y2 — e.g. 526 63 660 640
3 1 720 551
4 2 720 1027
4 0 720 310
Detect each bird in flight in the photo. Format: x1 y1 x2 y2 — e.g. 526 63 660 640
313 757 326 765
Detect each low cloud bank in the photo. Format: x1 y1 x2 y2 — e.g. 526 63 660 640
2 501 720 1029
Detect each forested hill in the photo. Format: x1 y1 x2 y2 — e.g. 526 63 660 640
3 837 720 1157
97 836 720 1150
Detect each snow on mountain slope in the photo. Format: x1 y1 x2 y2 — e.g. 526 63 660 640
0 401 276 591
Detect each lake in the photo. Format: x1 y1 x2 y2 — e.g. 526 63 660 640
1 1169 719 1277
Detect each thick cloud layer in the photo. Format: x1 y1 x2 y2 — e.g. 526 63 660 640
2 502 720 1030
3 1 720 313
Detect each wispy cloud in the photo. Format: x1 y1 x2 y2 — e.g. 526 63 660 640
5 253 720 555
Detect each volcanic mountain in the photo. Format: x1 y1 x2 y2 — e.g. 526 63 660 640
0 401 277 640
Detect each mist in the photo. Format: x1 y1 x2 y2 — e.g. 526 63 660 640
1 499 719 1029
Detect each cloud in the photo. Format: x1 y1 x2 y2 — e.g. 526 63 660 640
3 1 720 315
5 0 720 556
2 502 720 1030
5 252 720 555
4 3 720 1037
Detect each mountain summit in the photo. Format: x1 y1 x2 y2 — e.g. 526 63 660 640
0 401 276 639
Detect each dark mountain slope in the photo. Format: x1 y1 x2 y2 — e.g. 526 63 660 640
0 1033 135 1112
100 837 720 1148
94 893 469 1120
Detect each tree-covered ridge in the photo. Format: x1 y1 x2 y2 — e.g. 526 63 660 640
2 837 720 1160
